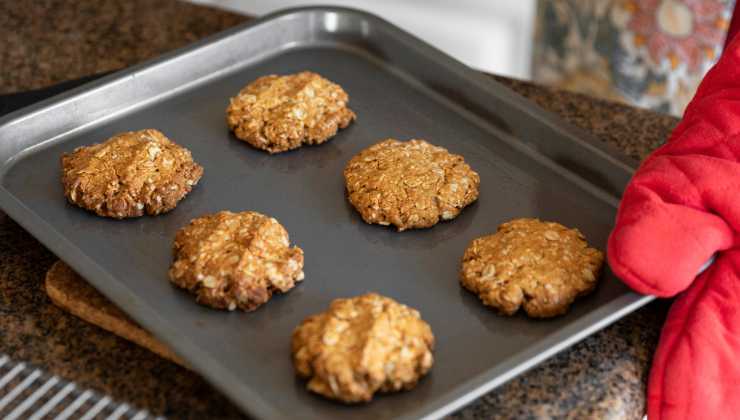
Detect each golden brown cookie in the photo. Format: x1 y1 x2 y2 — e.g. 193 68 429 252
344 139 480 231
61 129 203 219
226 71 356 153
168 211 304 311
291 293 434 403
460 218 604 318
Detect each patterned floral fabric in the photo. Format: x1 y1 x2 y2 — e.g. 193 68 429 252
533 0 735 116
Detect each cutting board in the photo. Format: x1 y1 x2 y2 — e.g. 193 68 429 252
45 260 187 367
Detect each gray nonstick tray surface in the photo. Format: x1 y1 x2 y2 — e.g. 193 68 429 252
0 7 652 420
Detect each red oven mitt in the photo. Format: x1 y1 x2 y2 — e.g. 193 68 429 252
607 33 740 419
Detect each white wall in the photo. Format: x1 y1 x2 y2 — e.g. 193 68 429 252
188 0 536 79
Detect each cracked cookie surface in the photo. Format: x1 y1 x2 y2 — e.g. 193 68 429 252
460 218 604 318
226 71 355 153
168 211 304 311
291 293 434 403
343 139 480 231
61 129 203 219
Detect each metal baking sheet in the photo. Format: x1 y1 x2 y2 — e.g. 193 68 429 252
0 7 651 420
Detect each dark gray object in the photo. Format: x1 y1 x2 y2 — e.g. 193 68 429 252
0 7 651 420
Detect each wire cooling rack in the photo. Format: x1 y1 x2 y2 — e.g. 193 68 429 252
0 354 160 420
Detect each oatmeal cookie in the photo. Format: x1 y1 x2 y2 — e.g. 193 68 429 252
61 129 203 219
226 71 356 153
344 139 480 231
168 211 304 311
291 293 434 403
460 218 604 318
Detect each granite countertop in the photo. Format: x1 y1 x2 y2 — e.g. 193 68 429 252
0 1 679 418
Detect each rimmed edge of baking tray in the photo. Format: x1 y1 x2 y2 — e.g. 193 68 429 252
0 6 655 419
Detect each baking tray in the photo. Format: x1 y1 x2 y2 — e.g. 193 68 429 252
0 7 652 420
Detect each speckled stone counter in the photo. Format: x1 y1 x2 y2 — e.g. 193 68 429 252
0 1 678 418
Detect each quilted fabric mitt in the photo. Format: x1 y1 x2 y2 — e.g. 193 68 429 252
608 31 740 419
